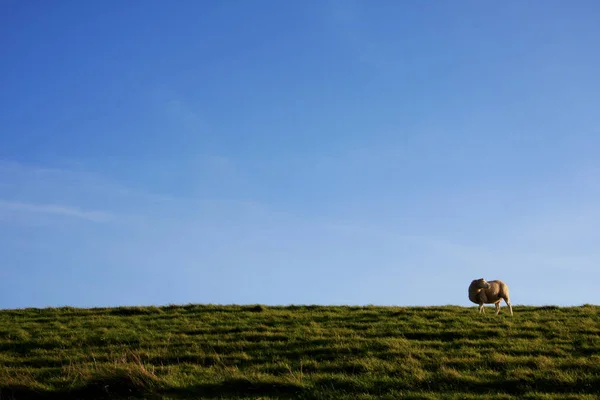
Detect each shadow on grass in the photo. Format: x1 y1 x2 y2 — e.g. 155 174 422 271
400 329 503 341
0 341 62 355
0 365 162 400
0 378 304 400
3 374 600 399
167 379 304 399
312 375 600 396
0 377 156 400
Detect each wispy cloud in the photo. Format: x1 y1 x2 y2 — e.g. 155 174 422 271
0 200 113 222
2 158 600 308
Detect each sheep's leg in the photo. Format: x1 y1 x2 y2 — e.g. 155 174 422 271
495 302 501 315
477 292 488 314
504 298 513 316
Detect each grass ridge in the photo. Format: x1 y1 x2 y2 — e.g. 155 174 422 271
0 304 599 399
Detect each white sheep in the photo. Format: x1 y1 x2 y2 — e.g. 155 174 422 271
468 278 513 316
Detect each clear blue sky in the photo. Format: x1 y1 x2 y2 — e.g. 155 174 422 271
1 0 599 309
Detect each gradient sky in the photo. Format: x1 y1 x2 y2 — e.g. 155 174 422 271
1 0 599 309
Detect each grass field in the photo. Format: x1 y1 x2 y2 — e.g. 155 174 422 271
0 304 599 399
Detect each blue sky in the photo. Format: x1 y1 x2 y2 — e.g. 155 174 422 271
1 0 599 309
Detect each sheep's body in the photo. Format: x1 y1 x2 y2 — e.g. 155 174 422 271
468 278 513 316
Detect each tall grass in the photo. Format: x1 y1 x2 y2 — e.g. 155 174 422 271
0 304 598 399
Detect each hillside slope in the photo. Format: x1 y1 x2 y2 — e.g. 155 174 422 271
0 304 599 399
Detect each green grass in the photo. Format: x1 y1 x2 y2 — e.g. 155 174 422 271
0 304 599 399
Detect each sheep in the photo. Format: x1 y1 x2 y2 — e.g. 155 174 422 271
468 278 513 316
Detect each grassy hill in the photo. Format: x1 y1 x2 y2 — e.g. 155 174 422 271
0 304 599 399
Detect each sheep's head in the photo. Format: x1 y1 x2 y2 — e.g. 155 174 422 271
472 278 490 289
